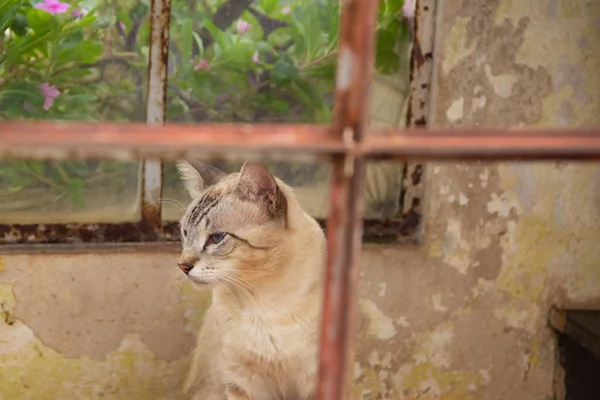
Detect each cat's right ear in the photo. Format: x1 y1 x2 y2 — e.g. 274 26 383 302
176 160 226 198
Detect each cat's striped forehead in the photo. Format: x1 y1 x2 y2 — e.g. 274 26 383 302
182 174 236 229
180 174 277 233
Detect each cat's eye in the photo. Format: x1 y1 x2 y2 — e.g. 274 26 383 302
182 228 188 237
206 232 227 246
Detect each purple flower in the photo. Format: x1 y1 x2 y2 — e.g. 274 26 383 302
281 5 291 15
402 0 414 19
236 19 251 35
194 59 210 71
34 0 71 14
252 51 260 64
71 9 84 18
39 82 60 110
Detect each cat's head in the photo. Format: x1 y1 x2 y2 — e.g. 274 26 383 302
176 160 290 288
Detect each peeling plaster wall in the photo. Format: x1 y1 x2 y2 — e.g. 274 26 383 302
2 0 600 399
350 0 600 399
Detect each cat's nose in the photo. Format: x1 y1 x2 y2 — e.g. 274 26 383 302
177 263 193 274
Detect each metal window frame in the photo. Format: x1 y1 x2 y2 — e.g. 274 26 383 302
2 0 600 398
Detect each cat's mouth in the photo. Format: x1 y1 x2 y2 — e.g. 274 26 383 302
189 277 214 285
188 271 221 286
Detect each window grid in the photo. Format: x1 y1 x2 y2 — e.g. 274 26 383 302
1 0 600 399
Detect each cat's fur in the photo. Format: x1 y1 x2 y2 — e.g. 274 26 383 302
176 160 326 400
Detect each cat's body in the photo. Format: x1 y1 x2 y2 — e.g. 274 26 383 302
176 161 326 400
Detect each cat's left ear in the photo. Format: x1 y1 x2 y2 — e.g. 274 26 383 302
236 162 284 214
177 160 226 198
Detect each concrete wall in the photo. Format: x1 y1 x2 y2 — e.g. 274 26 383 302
2 0 600 399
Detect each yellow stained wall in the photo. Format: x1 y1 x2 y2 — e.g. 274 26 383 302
2 0 600 399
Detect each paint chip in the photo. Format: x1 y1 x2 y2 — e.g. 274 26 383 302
446 97 464 122
359 299 397 340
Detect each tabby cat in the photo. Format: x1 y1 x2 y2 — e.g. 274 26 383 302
176 160 326 400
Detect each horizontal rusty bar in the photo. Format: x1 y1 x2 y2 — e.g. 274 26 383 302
2 123 600 161
0 122 341 161
366 128 600 159
0 218 416 246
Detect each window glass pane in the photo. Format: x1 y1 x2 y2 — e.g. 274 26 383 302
162 0 412 220
0 0 146 223
165 0 339 124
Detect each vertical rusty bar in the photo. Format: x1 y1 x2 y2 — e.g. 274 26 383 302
317 0 379 399
142 0 171 230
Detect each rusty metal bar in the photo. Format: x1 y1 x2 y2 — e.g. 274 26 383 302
365 128 600 160
0 122 339 160
317 0 379 399
3 122 600 160
142 0 172 230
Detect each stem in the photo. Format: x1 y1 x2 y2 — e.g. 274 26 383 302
23 163 60 189
52 162 71 185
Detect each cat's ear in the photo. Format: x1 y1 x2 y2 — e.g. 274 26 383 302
176 160 226 198
236 162 281 211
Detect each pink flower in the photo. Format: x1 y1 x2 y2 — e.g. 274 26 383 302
281 5 291 15
252 51 260 64
236 19 251 35
402 0 414 19
194 59 210 71
71 9 84 18
34 0 70 14
39 82 60 110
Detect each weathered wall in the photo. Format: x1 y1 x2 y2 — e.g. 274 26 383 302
1 0 600 399
351 0 600 398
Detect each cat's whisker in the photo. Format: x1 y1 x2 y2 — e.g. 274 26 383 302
220 275 254 301
143 197 186 213
214 279 237 300
220 275 257 307
164 270 187 306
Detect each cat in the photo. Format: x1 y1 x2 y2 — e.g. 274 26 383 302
176 160 326 400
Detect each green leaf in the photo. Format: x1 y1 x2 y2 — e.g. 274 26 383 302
212 41 255 70
10 13 29 36
5 30 55 63
181 19 193 60
296 3 320 61
0 0 25 15
0 0 26 33
58 40 103 64
63 93 98 104
191 31 204 58
63 13 97 32
27 161 45 175
272 53 298 85
293 78 325 111
0 82 45 108
258 0 278 14
302 59 337 80
27 8 59 35
256 41 275 54
203 19 229 52
68 179 85 209
375 26 400 75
